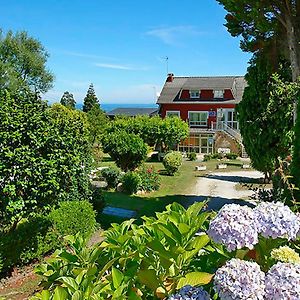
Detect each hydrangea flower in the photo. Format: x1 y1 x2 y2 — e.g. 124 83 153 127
254 202 300 240
271 246 300 264
214 258 265 300
265 262 300 299
168 285 211 300
207 204 258 251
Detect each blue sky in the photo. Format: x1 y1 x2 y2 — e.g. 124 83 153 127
1 0 251 104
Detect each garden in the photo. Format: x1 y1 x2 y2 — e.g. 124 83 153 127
2 0 300 298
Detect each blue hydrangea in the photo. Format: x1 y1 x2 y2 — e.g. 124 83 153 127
214 258 265 300
265 262 300 299
207 204 258 252
254 202 300 240
168 285 211 300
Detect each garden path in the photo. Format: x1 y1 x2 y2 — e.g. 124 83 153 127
186 170 264 210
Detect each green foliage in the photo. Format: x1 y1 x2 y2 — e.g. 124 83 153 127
82 83 100 113
0 29 54 93
32 202 214 299
101 131 148 171
237 57 295 177
60 91 76 109
0 93 92 229
0 216 59 274
163 151 183 175
122 171 142 194
87 106 108 144
225 153 238 160
137 164 161 192
49 201 96 240
90 187 106 214
187 152 197 161
105 115 189 150
101 167 121 189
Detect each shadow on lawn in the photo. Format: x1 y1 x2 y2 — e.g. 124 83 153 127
200 174 263 184
98 192 254 229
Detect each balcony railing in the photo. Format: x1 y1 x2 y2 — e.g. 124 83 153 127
211 121 242 143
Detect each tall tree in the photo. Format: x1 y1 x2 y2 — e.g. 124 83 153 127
237 55 294 179
83 83 100 112
217 0 300 81
0 29 54 93
60 91 76 109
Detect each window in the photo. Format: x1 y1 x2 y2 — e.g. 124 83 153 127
188 111 208 127
166 111 180 117
190 90 200 98
214 90 224 98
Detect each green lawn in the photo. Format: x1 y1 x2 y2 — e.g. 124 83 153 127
98 156 249 228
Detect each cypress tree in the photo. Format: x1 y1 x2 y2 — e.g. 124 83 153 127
60 91 76 109
83 83 100 112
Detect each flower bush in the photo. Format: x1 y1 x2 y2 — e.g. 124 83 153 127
168 285 211 300
271 246 300 264
254 201 300 240
214 258 265 300
265 262 300 299
137 164 161 192
207 204 258 251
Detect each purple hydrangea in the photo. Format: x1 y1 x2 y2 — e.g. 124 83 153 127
214 258 265 300
265 262 300 299
207 204 258 251
168 285 211 300
254 202 300 240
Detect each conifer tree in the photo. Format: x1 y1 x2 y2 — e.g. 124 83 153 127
83 83 100 112
60 91 76 109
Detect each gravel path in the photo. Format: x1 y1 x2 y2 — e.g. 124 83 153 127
186 170 264 210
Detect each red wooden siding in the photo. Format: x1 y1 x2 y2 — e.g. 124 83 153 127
178 89 233 100
200 90 214 99
179 90 190 99
161 103 236 127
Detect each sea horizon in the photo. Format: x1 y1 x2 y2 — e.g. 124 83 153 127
76 102 158 112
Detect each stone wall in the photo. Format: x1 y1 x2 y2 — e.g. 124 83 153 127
214 132 241 155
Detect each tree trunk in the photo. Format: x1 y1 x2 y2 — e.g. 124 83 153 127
285 16 300 122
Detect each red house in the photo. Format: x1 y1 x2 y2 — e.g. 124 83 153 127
157 74 247 155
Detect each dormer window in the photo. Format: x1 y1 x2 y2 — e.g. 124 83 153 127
190 90 200 98
214 90 224 98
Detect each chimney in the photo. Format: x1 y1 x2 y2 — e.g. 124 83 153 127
166 73 174 83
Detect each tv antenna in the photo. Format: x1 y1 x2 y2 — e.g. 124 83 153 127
164 56 169 74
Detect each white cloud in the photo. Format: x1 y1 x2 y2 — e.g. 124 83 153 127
95 62 148 71
146 25 203 45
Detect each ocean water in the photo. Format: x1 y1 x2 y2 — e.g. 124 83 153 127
76 103 158 112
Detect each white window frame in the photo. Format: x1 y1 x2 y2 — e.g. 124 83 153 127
214 90 224 98
190 90 200 98
188 111 209 127
166 110 180 118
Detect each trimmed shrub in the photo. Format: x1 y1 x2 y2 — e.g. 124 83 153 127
203 154 212 161
91 187 106 214
122 171 142 194
49 200 96 239
163 151 183 175
0 215 58 274
137 165 160 192
187 152 197 161
101 131 148 171
101 167 121 189
225 153 238 160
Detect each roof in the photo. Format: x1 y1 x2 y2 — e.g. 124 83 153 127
106 107 158 117
157 76 247 104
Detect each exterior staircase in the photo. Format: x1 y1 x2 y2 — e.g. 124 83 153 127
211 121 248 158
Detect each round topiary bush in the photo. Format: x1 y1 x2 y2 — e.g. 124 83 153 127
187 151 197 161
49 200 96 239
163 151 183 175
101 167 121 189
122 171 142 194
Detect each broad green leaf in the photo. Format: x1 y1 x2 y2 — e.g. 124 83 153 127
137 269 160 291
72 290 83 300
53 286 68 300
41 290 50 300
112 267 124 289
177 272 214 289
178 223 190 235
58 276 78 292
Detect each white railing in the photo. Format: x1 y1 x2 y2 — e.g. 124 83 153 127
211 121 242 143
